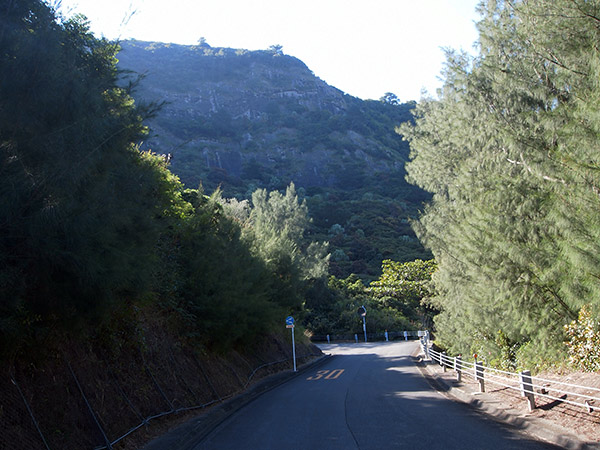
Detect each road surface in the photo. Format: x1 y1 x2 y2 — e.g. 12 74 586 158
194 341 559 449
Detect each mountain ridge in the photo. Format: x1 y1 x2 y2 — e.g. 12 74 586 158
117 39 431 277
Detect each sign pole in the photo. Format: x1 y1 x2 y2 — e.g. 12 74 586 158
286 316 297 372
291 326 297 372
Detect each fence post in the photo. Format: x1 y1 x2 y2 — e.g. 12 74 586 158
421 338 430 360
475 361 485 393
442 352 447 372
520 370 536 411
455 355 462 382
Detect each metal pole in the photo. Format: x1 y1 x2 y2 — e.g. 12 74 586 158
520 370 536 411
291 326 297 372
475 361 485 393
455 355 462 382
362 316 367 342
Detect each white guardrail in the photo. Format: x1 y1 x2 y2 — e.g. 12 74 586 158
421 340 600 413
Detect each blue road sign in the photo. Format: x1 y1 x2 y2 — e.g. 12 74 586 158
286 316 297 371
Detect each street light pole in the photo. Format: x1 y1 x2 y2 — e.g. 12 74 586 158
362 315 367 343
357 305 367 343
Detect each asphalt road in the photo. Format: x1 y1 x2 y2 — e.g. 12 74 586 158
193 341 560 450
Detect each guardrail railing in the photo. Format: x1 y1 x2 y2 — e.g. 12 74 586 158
312 330 426 343
422 341 600 413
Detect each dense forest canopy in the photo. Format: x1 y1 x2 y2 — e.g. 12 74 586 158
0 0 432 361
0 0 332 355
402 0 600 370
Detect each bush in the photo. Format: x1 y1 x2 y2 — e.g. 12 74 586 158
564 305 600 372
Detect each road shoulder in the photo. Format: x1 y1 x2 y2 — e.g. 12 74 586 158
412 347 598 449
141 354 333 450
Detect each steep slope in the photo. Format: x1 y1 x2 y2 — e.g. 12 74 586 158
117 40 431 278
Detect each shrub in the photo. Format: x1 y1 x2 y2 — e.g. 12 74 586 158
564 305 600 372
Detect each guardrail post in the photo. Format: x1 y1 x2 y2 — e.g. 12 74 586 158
442 352 447 372
475 361 485 393
455 355 462 382
520 370 536 411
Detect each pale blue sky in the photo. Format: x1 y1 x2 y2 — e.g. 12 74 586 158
57 0 481 101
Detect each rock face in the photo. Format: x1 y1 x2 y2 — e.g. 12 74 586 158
117 40 430 278
118 41 412 191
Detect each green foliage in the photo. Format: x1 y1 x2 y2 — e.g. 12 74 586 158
303 274 415 336
116 40 430 278
0 0 331 356
564 305 600 372
369 259 437 326
494 330 518 371
147 182 330 350
166 190 279 348
242 183 329 311
308 190 431 279
0 0 162 351
401 0 600 365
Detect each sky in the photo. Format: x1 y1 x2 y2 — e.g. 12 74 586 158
57 0 482 102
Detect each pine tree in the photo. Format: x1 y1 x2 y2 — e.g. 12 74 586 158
0 0 162 349
245 183 329 311
401 0 600 365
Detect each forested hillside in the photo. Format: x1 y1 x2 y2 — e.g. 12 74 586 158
0 6 439 447
0 0 329 357
402 0 600 370
116 40 431 279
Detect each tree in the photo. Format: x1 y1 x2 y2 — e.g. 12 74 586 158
0 0 164 350
164 189 280 348
400 0 600 366
379 92 400 105
268 44 283 55
369 259 437 326
243 183 329 311
303 275 414 336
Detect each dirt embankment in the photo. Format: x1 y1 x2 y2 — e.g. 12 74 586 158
0 310 320 450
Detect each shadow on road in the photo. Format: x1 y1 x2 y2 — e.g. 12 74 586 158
194 342 562 450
